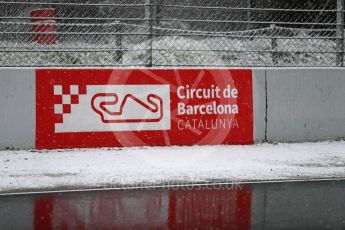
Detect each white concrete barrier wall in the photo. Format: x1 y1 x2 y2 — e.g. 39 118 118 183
266 68 345 142
253 69 266 143
1 68 345 149
0 68 266 149
0 69 35 149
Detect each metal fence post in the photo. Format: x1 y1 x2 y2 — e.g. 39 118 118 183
270 24 278 65
152 0 161 45
246 0 252 30
155 0 162 27
336 0 344 67
115 24 123 64
145 0 153 67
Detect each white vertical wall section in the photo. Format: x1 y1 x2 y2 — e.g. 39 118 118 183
266 69 345 142
0 68 36 149
253 69 266 143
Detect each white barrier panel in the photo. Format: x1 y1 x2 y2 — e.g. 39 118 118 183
253 69 266 143
266 69 345 142
0 69 35 149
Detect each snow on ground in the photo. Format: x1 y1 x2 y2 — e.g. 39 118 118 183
1 141 345 193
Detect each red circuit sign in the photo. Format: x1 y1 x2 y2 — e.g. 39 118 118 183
36 69 253 149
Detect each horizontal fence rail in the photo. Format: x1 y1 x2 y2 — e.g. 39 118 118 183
0 0 344 67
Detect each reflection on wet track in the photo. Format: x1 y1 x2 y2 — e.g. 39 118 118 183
1 180 345 229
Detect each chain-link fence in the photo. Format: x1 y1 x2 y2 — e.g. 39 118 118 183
0 0 344 67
